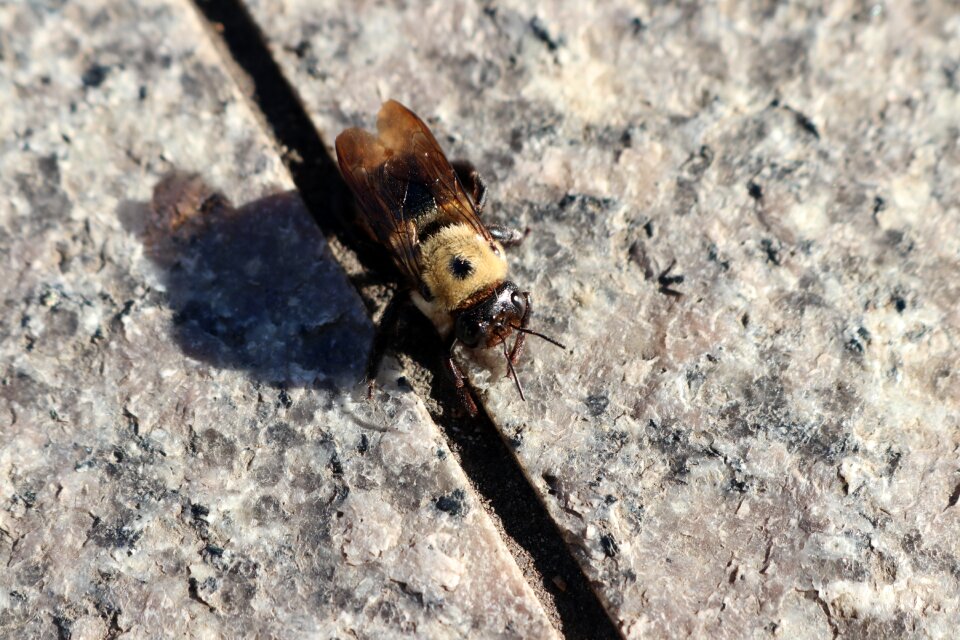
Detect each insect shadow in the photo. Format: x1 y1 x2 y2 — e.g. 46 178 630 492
119 172 371 387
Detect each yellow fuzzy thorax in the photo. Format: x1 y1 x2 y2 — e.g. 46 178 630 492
420 224 508 311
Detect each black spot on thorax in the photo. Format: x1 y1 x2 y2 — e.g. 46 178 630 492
449 255 474 280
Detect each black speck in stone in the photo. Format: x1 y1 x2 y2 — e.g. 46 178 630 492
529 16 562 52
187 577 204 604
643 220 654 238
191 503 210 520
81 63 110 88
729 476 749 493
658 261 685 297
53 614 72 640
748 181 763 200
792 109 820 139
606 430 629 449
845 337 865 355
947 482 960 510
707 243 730 270
901 530 922 555
277 389 292 408
873 196 886 216
435 489 467 516
13 490 37 509
329 451 343 475
893 297 907 313
138 85 148 100
88 516 142 549
885 449 903 475
604 494 617 505
600 533 619 558
761 238 781 265
53 613 73 640
291 40 310 59
357 434 369 454
585 394 609 417
542 473 560 496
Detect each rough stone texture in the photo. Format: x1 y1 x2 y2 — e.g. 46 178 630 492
0 2 556 638
245 0 960 637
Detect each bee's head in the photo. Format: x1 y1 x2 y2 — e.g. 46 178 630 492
454 282 527 349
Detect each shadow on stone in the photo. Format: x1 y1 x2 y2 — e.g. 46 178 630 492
120 172 370 386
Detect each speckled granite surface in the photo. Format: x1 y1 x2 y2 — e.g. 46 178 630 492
0 2 556 638
245 0 960 636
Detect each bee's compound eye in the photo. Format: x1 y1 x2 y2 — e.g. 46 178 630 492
511 291 527 316
456 318 484 347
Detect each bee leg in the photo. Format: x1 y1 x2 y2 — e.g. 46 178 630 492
452 160 526 247
488 225 527 247
508 291 532 365
451 159 487 213
365 290 409 397
444 337 479 416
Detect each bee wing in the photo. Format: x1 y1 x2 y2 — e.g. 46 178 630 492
335 100 492 284
375 101 493 241
335 125 422 284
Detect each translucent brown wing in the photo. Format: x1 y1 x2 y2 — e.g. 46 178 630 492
335 100 492 285
335 122 421 283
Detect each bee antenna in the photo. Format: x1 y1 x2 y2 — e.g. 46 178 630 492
510 325 567 350
502 341 525 401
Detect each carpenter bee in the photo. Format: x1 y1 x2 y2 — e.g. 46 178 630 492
335 100 564 415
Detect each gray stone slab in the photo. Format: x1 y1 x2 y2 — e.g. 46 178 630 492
0 2 557 638
244 0 960 636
